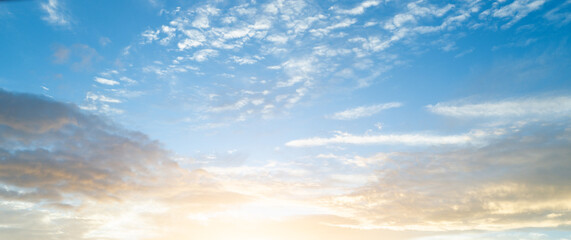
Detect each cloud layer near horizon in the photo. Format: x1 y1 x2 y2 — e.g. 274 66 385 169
0 89 252 239
2 89 571 239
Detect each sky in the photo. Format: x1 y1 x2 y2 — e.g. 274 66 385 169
1 0 571 239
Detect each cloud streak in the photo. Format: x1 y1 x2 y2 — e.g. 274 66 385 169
286 130 492 147
331 0 382 15
94 77 120 86
427 96 571 119
329 102 402 120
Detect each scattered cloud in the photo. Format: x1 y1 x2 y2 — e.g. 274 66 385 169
94 77 120 86
329 102 402 120
51 44 70 64
99 36 111 46
119 76 137 84
86 92 121 103
209 98 250 112
40 0 71 27
190 49 218 62
141 29 160 43
51 44 101 71
310 18 357 37
230 55 260 65
331 0 382 15
544 0 571 25
491 0 547 29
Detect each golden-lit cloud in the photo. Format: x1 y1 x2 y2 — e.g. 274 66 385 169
317 122 571 231
2 89 571 239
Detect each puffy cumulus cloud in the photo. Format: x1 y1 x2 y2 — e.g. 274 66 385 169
318 122 571 231
0 90 250 239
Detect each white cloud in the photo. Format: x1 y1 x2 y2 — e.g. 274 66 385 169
329 102 402 120
119 76 137 84
190 49 218 62
223 27 252 39
331 0 381 15
267 65 281 70
286 130 489 147
177 30 206 50
141 29 160 43
110 89 144 98
159 25 176 45
317 153 389 167
266 34 289 44
209 98 250 112
230 56 259 65
191 5 219 29
356 36 391 52
544 0 571 25
310 18 357 37
492 0 547 29
276 57 317 88
192 15 210 29
85 92 121 103
40 0 70 27
313 45 352 57
427 96 571 119
94 77 120 86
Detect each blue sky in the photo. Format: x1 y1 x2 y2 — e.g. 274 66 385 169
1 0 571 239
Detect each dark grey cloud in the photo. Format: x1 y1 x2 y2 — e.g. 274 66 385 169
0 89 251 239
0 89 176 202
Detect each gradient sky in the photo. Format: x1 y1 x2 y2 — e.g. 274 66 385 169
1 0 571 239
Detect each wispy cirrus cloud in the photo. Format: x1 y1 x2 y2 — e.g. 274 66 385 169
40 0 71 27
329 102 402 120
426 96 571 119
544 0 571 25
491 0 547 29
286 130 494 147
94 77 120 86
330 0 382 15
